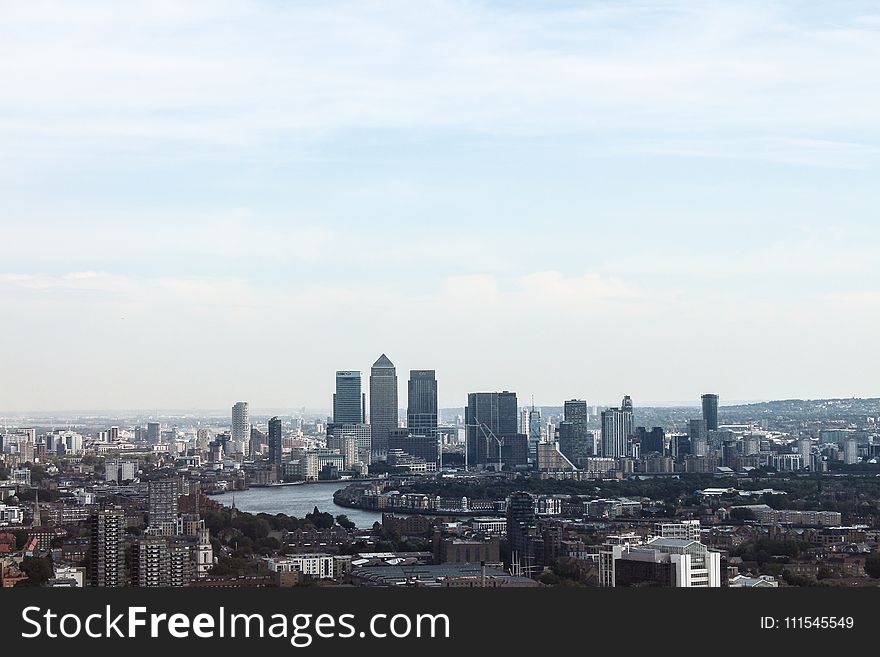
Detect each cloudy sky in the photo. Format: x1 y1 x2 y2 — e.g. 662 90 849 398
2 1 879 412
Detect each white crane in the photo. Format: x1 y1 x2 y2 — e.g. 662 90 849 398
465 420 504 472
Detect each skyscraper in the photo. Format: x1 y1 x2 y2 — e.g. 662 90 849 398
407 370 438 437
527 405 542 452
231 401 250 456
560 399 593 461
465 391 518 467
268 416 283 465
90 508 126 587
601 397 634 459
333 371 364 424
564 400 589 434
701 394 719 432
369 355 398 456
146 422 161 445
689 418 708 456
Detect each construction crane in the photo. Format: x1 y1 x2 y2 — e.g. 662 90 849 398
464 420 504 472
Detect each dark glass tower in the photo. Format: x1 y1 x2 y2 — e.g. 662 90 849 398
268 416 283 465
407 370 438 436
561 399 591 460
369 354 398 454
701 393 719 431
333 371 364 424
465 391 518 466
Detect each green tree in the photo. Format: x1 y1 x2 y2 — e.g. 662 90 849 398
17 556 53 587
335 514 356 530
865 553 880 579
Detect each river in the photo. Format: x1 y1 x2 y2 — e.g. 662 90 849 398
213 482 385 528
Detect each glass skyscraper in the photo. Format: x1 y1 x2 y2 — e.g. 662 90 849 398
465 391 518 466
333 371 364 424
701 393 719 431
268 416 283 465
407 369 438 436
369 354 398 455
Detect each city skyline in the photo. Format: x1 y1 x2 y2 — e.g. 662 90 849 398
3 1 880 411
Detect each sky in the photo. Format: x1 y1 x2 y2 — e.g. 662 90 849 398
1 0 879 412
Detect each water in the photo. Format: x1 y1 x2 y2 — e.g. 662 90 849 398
216 481 384 528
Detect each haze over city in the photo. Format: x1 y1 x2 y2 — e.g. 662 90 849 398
2 1 879 411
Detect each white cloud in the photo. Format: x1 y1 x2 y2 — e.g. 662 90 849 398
1 1 880 160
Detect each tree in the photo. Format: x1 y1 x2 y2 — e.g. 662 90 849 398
335 514 356 530
538 570 559 586
729 507 755 522
865 553 880 579
305 507 334 529
18 556 53 587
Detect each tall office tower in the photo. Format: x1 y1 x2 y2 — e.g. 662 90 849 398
148 479 180 528
701 394 719 432
407 370 438 437
268 416 283 465
689 419 708 456
465 391 518 467
333 371 364 424
231 402 251 456
563 399 592 456
564 400 589 432
557 422 587 465
601 397 634 459
146 422 161 445
108 426 119 442
369 355 398 456
90 508 126 587
637 427 666 454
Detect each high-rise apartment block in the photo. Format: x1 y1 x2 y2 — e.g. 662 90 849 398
601 396 634 459
231 401 250 456
90 508 126 587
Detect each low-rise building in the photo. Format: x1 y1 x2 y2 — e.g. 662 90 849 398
264 553 335 579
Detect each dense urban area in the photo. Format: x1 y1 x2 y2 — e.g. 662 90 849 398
2 356 880 589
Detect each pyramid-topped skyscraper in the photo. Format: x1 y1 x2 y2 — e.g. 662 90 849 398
369 354 398 457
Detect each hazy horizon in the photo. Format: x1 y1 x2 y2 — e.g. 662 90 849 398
2 1 879 411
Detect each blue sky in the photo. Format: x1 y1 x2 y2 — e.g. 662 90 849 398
1 1 879 411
